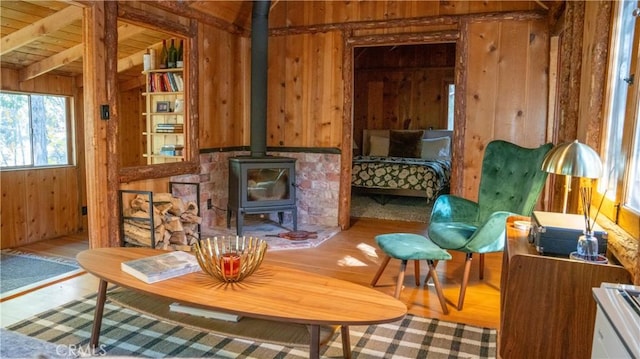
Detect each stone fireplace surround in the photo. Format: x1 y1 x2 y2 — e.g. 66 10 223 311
171 151 341 234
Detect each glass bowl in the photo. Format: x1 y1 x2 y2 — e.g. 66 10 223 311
192 236 267 282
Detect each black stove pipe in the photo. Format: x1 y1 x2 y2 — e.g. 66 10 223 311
250 0 270 157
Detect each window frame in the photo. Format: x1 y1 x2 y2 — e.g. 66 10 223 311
595 0 640 240
0 91 75 170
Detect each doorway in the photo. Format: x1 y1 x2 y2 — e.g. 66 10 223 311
339 31 463 229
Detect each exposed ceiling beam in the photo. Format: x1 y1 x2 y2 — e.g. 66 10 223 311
0 5 83 56
19 24 147 81
150 1 248 36
20 43 83 81
117 48 146 73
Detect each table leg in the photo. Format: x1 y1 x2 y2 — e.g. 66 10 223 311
341 325 351 359
309 324 320 359
90 279 108 348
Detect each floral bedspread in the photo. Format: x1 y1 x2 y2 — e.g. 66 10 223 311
351 156 451 202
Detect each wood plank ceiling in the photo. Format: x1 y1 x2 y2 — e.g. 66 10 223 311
0 0 253 83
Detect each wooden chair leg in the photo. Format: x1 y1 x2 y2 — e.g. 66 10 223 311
479 253 485 280
371 255 391 287
458 253 473 310
423 260 438 284
427 260 448 314
413 260 421 286
394 260 408 299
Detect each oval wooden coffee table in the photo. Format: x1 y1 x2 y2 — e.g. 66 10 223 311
77 247 407 359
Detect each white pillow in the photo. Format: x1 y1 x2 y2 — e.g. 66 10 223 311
421 136 451 159
368 135 389 156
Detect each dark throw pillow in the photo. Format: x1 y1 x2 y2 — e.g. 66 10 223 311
388 130 424 158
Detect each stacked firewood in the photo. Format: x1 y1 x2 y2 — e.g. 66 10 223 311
123 193 201 251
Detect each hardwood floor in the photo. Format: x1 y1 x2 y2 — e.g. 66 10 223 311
0 218 501 330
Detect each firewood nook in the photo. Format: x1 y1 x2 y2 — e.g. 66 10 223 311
119 182 201 250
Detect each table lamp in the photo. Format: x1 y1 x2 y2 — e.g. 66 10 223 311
541 140 603 213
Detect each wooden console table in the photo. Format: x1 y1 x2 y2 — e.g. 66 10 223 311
500 216 631 359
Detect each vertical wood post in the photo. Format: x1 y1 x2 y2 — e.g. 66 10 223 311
83 1 120 248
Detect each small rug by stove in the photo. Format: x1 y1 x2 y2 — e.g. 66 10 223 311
204 215 340 251
351 193 433 223
0 249 82 299
5 293 497 358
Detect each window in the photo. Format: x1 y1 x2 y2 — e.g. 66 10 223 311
447 83 455 130
0 92 72 168
598 0 639 238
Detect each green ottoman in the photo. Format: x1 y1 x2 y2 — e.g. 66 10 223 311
370 233 451 314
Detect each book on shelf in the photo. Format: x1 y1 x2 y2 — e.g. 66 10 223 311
169 302 243 322
121 251 200 284
155 123 184 133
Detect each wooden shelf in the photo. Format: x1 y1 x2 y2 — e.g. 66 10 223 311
142 68 186 165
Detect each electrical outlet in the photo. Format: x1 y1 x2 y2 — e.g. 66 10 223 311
207 199 212 209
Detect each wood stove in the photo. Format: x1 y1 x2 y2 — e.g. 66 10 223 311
227 156 297 235
226 1 299 235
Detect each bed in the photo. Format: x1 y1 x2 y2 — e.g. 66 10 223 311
351 129 452 203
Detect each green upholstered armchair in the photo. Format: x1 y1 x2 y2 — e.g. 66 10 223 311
427 140 553 310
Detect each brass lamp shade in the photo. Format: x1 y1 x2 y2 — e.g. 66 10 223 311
541 140 603 179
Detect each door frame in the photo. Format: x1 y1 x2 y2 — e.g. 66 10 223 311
338 29 466 229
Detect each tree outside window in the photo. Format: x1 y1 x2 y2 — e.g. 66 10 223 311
0 92 71 168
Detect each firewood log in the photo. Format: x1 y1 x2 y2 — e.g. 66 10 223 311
180 212 202 224
185 201 198 215
152 193 174 203
156 203 173 215
168 231 187 245
164 217 184 232
168 197 186 216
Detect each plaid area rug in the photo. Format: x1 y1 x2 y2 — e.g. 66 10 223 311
5 294 496 358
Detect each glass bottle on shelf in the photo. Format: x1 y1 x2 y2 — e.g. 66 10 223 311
168 39 177 68
176 39 184 68
159 40 168 69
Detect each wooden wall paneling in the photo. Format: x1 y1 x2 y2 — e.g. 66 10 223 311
307 31 325 146
409 1 442 18
51 167 80 237
367 81 384 130
0 172 27 248
383 78 399 128
0 69 74 95
356 67 454 131
27 170 56 242
462 19 549 200
399 73 412 127
283 33 305 147
119 87 145 167
494 21 529 144
198 25 248 148
322 31 343 148
525 20 551 149
463 21 500 200
268 34 287 147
